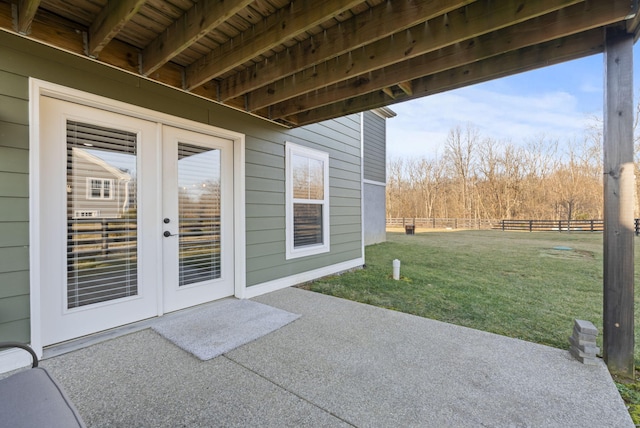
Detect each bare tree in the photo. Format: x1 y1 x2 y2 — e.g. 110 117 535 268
386 158 407 218
407 156 445 218
385 113 625 223
444 125 478 219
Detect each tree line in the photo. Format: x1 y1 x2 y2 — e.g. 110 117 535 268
386 116 640 221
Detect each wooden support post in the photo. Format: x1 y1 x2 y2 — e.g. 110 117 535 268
603 29 635 379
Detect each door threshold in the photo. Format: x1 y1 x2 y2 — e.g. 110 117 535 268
42 297 238 360
42 317 159 360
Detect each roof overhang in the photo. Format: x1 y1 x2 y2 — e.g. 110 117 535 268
1 0 637 127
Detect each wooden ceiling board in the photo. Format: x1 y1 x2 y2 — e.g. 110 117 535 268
39 0 103 26
1 0 637 126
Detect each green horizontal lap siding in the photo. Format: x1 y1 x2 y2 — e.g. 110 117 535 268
246 216 283 232
0 31 363 319
0 197 28 222
245 229 283 246
0 171 28 197
0 68 30 342
245 176 282 193
246 190 285 206
0 247 29 273
363 111 386 183
0 146 28 173
331 231 362 245
0 245 30 341
245 115 363 286
245 247 362 286
246 241 286 259
0 121 29 149
331 187 361 199
0 95 28 126
244 202 283 218
0 222 29 247
0 319 29 344
0 70 28 99
0 271 29 299
331 214 361 227
332 205 361 216
0 295 29 324
331 196 360 207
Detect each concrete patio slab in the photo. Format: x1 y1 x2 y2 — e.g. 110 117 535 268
39 287 632 427
41 329 349 428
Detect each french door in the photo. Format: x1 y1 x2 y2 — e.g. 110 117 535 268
39 97 234 346
161 126 234 312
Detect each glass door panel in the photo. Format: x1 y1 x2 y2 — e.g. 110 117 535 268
162 125 234 313
66 121 138 308
178 143 222 286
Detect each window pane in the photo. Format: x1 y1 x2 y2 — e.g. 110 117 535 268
294 203 322 247
292 154 325 201
308 158 324 199
178 143 222 286
292 154 309 199
90 179 101 198
67 121 138 309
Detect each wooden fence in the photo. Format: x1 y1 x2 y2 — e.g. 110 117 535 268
496 219 604 232
386 218 498 230
388 218 640 234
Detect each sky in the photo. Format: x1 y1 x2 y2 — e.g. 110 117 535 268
386 44 640 160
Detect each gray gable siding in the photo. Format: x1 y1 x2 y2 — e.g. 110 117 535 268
0 31 362 342
363 111 386 183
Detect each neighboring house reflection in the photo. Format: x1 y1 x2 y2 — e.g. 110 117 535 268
69 147 134 219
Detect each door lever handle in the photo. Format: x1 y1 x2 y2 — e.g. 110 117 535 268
163 231 178 237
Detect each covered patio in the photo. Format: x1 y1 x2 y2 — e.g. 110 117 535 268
1 0 638 376
36 287 632 427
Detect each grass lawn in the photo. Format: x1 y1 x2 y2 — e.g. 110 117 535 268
302 230 640 421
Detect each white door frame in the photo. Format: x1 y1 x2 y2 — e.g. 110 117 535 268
28 79 247 357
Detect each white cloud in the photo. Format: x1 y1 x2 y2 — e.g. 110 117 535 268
386 85 598 159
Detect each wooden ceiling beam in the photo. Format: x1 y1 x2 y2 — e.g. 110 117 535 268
625 7 640 41
270 0 625 119
217 0 475 102
184 0 363 91
140 0 254 76
287 29 605 126
16 0 40 34
382 87 397 99
88 0 146 57
397 81 413 96
246 0 587 112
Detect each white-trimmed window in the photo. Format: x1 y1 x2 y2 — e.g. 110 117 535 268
286 142 330 259
87 177 113 200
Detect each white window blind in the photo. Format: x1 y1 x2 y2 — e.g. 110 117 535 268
178 143 222 286
66 121 138 308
